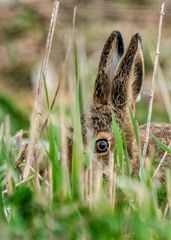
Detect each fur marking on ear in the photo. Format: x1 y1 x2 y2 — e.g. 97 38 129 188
93 31 124 105
111 33 144 110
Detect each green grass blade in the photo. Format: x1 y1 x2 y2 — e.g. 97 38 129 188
49 120 61 203
112 113 124 175
150 133 171 154
122 130 131 178
43 73 50 110
129 108 145 180
71 44 84 201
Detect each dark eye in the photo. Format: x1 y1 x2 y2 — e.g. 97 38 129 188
95 139 109 153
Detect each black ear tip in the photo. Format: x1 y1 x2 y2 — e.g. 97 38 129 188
112 30 122 37
134 33 142 42
112 30 124 56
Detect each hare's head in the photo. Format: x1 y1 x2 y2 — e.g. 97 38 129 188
69 31 144 176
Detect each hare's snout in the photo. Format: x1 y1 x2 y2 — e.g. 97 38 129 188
92 150 114 181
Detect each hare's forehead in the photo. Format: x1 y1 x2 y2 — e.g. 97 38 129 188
90 110 112 133
81 104 114 140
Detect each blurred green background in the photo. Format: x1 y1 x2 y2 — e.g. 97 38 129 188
0 0 171 134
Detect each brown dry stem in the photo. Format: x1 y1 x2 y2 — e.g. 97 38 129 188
23 0 60 179
41 6 77 134
142 3 165 159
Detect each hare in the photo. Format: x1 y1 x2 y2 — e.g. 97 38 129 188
68 31 171 181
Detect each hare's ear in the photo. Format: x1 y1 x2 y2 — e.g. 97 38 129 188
111 33 144 110
93 31 124 105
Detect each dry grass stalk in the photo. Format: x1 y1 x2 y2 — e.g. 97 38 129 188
14 130 24 151
3 175 35 195
112 172 117 209
83 167 89 203
88 158 93 205
23 0 60 179
40 82 60 133
142 3 165 159
106 155 114 206
76 36 89 112
41 6 77 134
58 6 77 200
166 171 171 216
153 140 171 178
4 117 14 196
15 143 28 167
157 65 171 122
164 203 169 218
30 166 49 187
64 6 77 66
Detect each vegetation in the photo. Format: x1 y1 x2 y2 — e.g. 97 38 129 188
0 97 171 239
0 1 171 239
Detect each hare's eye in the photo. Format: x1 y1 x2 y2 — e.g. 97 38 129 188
95 139 109 153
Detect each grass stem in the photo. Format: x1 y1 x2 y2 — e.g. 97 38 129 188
142 3 165 159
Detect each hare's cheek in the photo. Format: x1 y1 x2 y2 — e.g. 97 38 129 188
94 149 114 163
94 151 110 159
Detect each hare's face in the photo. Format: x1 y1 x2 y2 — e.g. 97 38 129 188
81 104 113 154
80 31 144 175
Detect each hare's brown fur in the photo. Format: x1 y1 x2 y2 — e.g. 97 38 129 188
69 30 171 179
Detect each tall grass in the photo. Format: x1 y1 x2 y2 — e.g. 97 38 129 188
0 40 171 239
0 2 171 240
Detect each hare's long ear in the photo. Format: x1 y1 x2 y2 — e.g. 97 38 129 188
111 33 144 110
93 31 124 105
